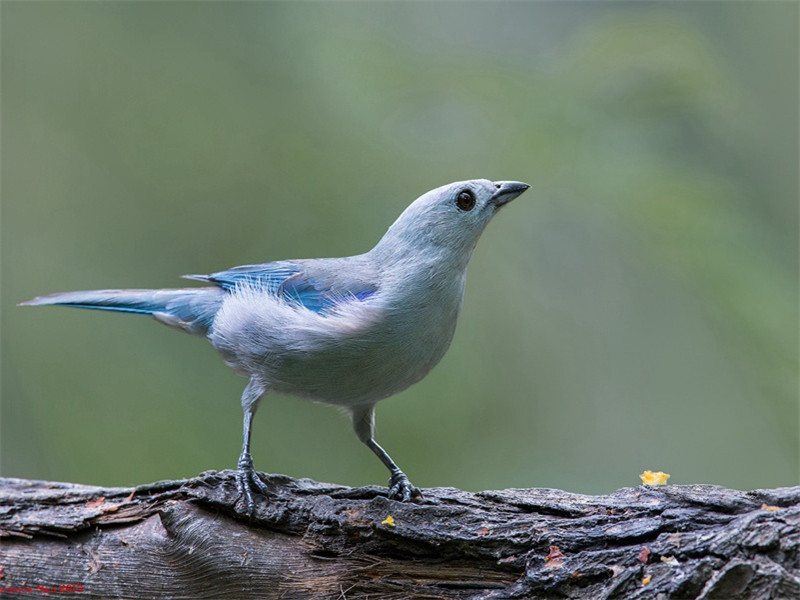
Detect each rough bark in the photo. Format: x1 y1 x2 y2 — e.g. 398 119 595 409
0 472 798 599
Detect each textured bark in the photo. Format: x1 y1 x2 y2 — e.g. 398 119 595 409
0 472 798 599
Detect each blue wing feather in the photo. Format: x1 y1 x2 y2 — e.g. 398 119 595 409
188 261 376 313
201 262 300 293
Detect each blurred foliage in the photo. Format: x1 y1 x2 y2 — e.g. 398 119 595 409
2 2 797 493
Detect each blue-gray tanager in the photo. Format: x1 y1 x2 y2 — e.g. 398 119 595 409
21 179 529 511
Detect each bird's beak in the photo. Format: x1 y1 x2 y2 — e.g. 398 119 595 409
491 181 530 207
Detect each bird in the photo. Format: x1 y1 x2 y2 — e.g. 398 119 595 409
20 178 530 512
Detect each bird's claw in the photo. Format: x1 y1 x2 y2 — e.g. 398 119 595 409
236 453 271 515
388 471 422 502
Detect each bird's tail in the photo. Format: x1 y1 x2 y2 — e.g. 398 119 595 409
19 287 226 335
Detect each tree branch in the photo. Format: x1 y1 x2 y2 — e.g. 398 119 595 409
1 472 798 599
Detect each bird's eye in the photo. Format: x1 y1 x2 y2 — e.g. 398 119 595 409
456 189 476 212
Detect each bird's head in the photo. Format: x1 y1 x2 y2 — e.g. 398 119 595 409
374 179 530 265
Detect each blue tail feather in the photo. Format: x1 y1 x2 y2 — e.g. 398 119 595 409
19 288 225 334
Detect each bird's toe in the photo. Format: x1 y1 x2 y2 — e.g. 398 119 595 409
387 472 422 502
235 455 272 515
235 468 256 515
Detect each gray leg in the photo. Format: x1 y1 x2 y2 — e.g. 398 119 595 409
352 405 421 501
235 378 270 514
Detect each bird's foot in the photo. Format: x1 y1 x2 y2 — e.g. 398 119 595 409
388 470 422 502
235 453 271 515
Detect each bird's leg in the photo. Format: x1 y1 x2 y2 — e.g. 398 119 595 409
235 379 270 514
366 438 422 501
352 405 421 502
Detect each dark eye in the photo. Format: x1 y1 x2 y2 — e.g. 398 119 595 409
456 189 476 211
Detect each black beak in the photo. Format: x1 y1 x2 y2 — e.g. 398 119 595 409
491 181 530 207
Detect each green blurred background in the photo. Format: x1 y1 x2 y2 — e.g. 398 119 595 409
2 2 797 494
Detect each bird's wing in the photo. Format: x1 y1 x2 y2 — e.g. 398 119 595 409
184 260 377 314
185 261 300 294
